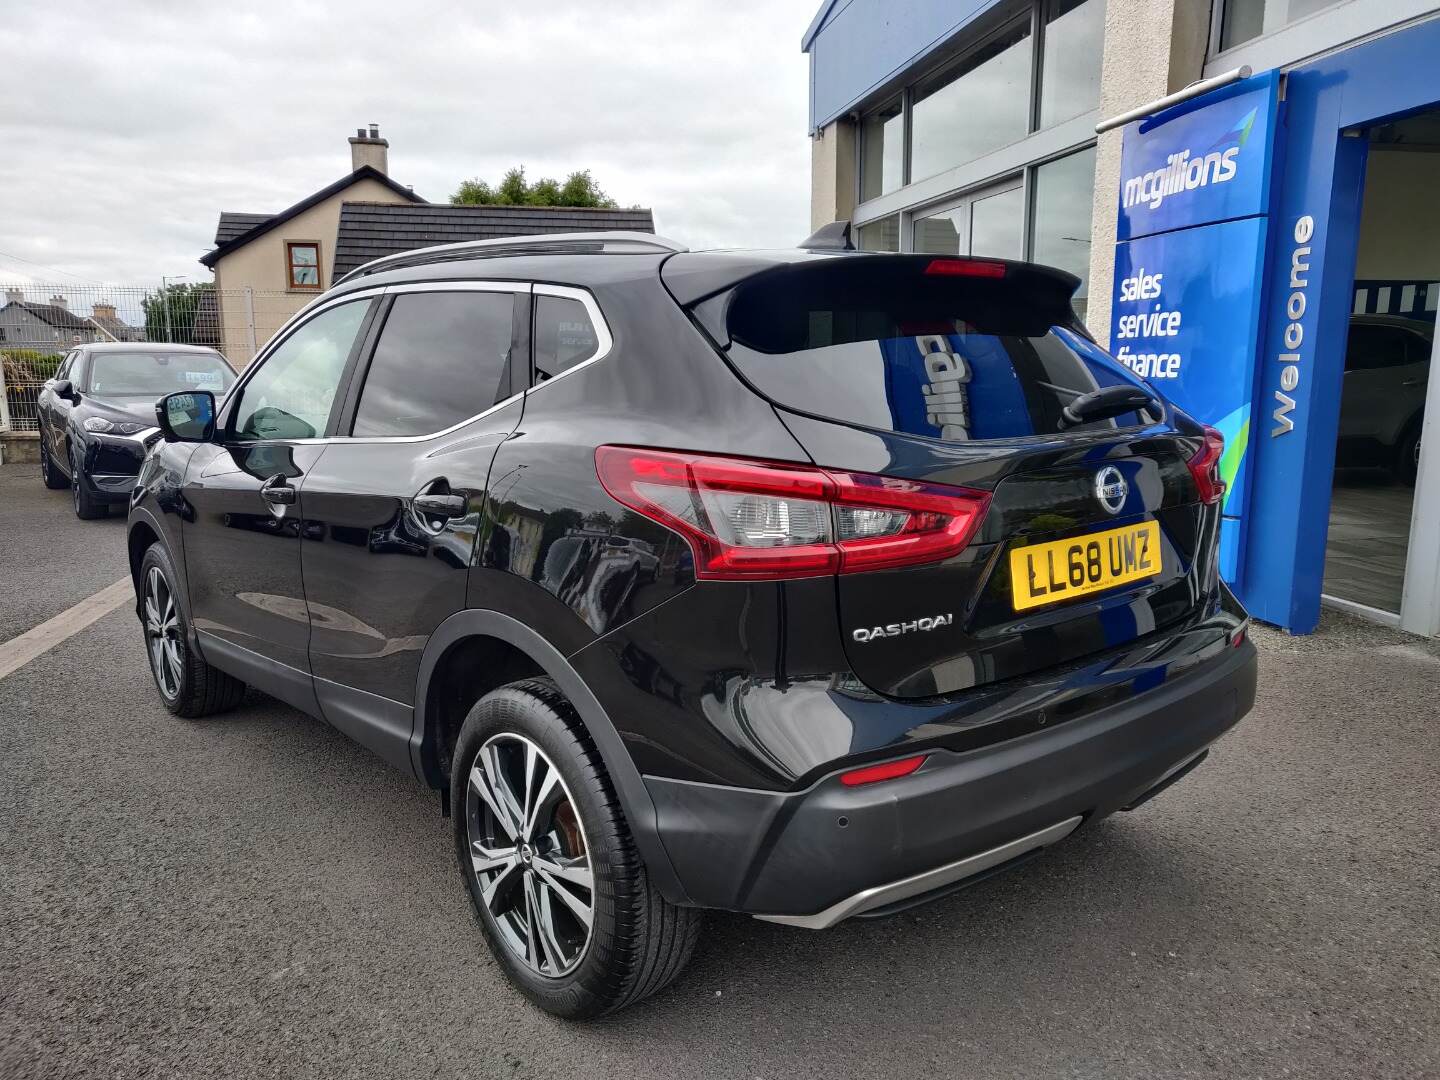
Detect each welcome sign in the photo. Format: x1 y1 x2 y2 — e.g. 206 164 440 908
1110 71 1281 585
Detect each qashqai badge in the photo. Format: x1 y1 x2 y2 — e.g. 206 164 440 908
1094 466 1128 515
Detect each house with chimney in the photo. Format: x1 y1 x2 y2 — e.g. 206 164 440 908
199 126 655 365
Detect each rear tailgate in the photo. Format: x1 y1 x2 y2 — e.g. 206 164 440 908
672 252 1220 699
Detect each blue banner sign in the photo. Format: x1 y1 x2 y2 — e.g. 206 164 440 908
1111 71 1282 586
1117 72 1280 241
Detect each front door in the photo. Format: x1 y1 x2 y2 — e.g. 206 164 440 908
181 297 376 713
298 284 526 768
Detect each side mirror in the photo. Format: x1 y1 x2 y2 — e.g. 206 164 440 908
156 390 217 443
53 378 76 401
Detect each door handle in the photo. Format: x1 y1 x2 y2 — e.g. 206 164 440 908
260 474 296 506
413 493 466 519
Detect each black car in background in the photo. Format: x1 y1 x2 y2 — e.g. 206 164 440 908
37 343 235 517
128 231 1256 1019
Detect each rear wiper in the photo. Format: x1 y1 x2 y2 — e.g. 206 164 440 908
1057 384 1159 429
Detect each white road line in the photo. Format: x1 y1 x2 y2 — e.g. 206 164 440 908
0 576 134 681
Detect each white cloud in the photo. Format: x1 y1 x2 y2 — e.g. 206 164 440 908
0 0 815 285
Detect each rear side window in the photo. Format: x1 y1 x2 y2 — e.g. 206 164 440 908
717 259 1157 441
352 291 514 438
533 294 600 380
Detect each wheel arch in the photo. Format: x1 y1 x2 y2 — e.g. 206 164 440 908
414 608 691 905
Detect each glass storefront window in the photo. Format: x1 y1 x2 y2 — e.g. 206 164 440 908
970 185 1025 258
1039 0 1106 128
855 215 900 252
1030 146 1096 320
860 99 904 201
910 21 1031 184
1219 0 1343 51
914 207 966 255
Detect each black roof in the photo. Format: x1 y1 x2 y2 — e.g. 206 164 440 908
199 165 425 268
4 300 92 331
331 202 656 280
213 212 274 246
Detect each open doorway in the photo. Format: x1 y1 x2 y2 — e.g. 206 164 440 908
1323 112 1439 619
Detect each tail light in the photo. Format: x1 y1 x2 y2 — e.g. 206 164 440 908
924 258 1007 278
1186 426 1226 505
595 447 991 580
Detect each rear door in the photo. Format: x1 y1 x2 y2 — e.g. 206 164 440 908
298 283 527 768
685 254 1217 699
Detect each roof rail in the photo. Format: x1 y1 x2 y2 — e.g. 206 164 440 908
336 231 688 285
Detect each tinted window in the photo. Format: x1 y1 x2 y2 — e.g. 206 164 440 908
232 299 370 441
1039 0 1105 128
1346 324 1421 371
720 260 1156 442
352 291 513 438
86 351 235 396
533 295 600 380
860 98 904 201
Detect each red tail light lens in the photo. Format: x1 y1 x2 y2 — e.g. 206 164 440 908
595 447 991 580
923 258 1007 278
840 754 928 786
1186 426 1226 505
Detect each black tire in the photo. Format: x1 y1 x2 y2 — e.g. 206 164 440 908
39 439 67 489
1395 421 1421 487
70 446 106 519
451 678 701 1019
138 543 246 718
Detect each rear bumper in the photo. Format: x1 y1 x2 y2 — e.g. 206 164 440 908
643 638 1256 922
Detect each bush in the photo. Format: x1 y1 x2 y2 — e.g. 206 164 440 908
2 348 65 384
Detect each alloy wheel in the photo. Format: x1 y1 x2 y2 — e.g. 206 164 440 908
465 733 595 977
70 454 80 514
144 566 183 700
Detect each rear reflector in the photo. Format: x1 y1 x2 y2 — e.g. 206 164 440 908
595 447 991 580
924 258 1007 278
840 755 928 786
1187 425 1226 505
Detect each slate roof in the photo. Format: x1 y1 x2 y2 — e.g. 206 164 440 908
10 300 92 331
199 165 425 268
331 202 657 279
89 313 144 342
213 212 274 246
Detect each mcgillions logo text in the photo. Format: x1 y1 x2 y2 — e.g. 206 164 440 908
852 614 953 644
1123 146 1239 211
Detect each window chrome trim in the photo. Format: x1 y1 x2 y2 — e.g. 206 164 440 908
526 283 615 391
225 279 612 448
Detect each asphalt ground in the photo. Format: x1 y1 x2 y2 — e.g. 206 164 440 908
1 462 1437 1078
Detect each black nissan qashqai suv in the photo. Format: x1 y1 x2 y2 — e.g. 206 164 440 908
129 229 1256 1019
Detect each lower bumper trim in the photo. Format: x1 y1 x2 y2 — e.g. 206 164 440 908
754 814 1084 930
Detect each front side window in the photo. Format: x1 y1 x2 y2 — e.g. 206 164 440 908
286 242 321 291
910 21 1031 184
533 294 600 380
351 291 514 438
231 300 370 441
86 351 235 396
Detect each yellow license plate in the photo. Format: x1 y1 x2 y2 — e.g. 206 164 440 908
1009 520 1162 612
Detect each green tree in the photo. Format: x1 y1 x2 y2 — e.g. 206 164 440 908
450 166 619 209
142 282 213 343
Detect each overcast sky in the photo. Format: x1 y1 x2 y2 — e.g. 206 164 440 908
0 0 814 288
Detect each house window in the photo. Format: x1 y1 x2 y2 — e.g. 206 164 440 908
286 242 322 290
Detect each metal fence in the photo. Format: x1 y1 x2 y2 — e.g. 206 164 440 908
1 282 301 432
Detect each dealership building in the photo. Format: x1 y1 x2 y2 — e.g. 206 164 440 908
803 0 1440 637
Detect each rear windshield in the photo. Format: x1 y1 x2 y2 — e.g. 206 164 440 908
713 259 1159 441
